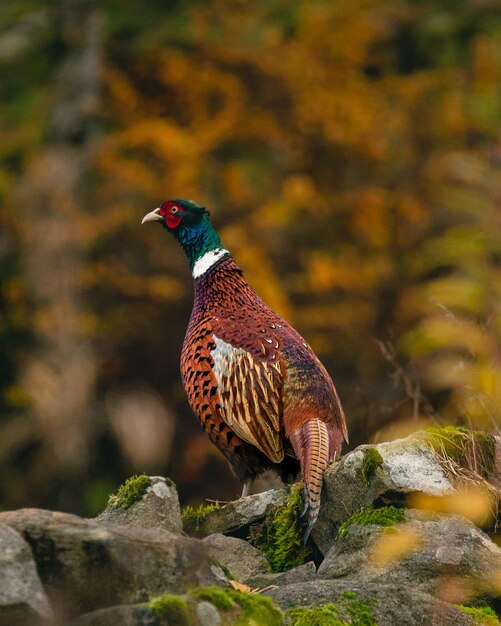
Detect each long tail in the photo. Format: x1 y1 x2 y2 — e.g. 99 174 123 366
289 419 332 542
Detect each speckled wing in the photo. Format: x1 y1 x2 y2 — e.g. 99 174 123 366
210 325 285 464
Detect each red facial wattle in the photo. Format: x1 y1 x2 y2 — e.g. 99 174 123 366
165 213 182 229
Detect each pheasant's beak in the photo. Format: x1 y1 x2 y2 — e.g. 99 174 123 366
141 207 163 224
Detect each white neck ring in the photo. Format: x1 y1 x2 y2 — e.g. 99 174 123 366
192 248 229 278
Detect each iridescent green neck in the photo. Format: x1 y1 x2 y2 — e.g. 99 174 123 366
174 215 227 273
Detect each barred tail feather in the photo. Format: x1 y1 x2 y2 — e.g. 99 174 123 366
290 418 331 542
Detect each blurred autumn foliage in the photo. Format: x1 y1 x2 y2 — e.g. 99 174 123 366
0 0 500 515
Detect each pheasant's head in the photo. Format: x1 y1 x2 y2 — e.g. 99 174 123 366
142 198 227 275
142 198 209 230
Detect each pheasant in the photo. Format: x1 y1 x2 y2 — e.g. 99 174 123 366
142 199 348 538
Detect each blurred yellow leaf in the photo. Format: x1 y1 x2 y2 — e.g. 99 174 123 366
229 580 252 593
370 528 422 567
409 486 496 527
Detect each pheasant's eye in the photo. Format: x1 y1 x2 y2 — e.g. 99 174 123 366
170 206 179 214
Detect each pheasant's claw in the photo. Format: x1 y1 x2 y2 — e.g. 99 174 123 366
300 486 309 517
304 519 314 543
241 479 252 498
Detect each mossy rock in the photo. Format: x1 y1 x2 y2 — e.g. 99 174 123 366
456 605 500 626
285 591 377 626
182 503 221 537
337 506 406 540
139 588 285 625
248 483 310 572
314 427 498 554
189 587 284 625
148 594 190 625
107 474 151 510
318 508 501 602
182 489 288 539
190 587 236 611
361 448 384 486
100 475 183 533
270 579 481 626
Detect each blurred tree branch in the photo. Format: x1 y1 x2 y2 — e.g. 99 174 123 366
17 0 103 474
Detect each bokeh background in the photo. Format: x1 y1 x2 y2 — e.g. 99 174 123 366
0 0 500 516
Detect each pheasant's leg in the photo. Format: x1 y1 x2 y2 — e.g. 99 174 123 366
241 479 252 498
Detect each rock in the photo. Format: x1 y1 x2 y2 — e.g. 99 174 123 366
267 580 477 626
73 589 284 626
276 561 317 585
0 522 52 623
317 509 501 599
245 561 317 590
74 602 213 626
202 533 271 581
183 489 287 538
97 476 182 534
2 433 499 624
71 605 155 626
0 508 227 618
313 434 455 553
195 600 221 626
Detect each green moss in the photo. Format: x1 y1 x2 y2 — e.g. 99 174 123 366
189 586 234 610
426 426 471 460
286 592 377 626
287 604 348 626
148 595 189 625
107 474 151 510
456 605 500 625
181 502 220 536
337 506 406 539
426 426 497 478
361 448 384 486
340 591 378 626
248 483 310 572
188 587 283 625
230 590 284 626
